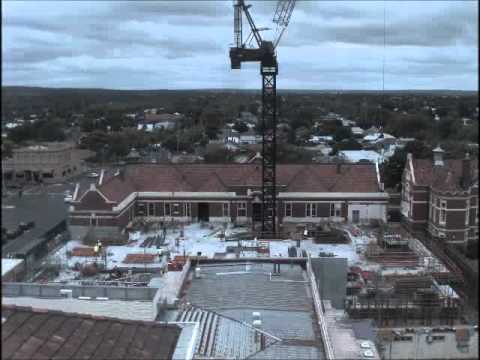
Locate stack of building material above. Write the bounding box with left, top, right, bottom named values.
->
left=71, top=247, right=97, bottom=257
left=394, top=276, right=433, bottom=296
left=123, top=253, right=156, bottom=264
left=367, top=251, right=419, bottom=267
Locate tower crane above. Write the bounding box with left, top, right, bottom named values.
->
left=230, top=0, right=296, bottom=238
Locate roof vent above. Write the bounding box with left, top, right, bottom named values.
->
left=59, top=289, right=73, bottom=298
left=252, top=319, right=262, bottom=328
left=363, top=350, right=374, bottom=358
left=360, top=341, right=371, bottom=349
left=433, top=145, right=444, bottom=166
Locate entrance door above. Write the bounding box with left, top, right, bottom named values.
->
left=352, top=210, right=360, bottom=224
left=198, top=203, right=209, bottom=222
left=252, top=203, right=262, bottom=222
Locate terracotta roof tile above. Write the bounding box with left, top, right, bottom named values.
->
left=85, top=164, right=382, bottom=203
left=1, top=305, right=181, bottom=360
left=412, top=159, right=478, bottom=192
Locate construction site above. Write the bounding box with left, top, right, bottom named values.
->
left=2, top=1, right=477, bottom=359
left=33, top=219, right=466, bottom=325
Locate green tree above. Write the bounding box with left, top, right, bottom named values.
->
left=204, top=144, right=233, bottom=163
left=380, top=140, right=431, bottom=189
left=333, top=126, right=352, bottom=142
left=438, top=117, right=458, bottom=139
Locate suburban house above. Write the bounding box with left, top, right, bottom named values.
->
left=141, top=113, right=184, bottom=131
left=69, top=163, right=388, bottom=239
left=401, top=147, right=478, bottom=246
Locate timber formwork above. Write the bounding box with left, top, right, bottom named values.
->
left=345, top=295, right=463, bottom=327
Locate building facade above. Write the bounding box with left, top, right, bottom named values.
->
left=69, top=163, right=388, bottom=239
left=2, top=142, right=83, bottom=183
left=401, top=148, right=478, bottom=246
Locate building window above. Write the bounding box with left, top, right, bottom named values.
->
left=136, top=202, right=146, bottom=216
left=306, top=203, right=317, bottom=217
left=185, top=203, right=191, bottom=217
left=335, top=204, right=341, bottom=217
left=237, top=202, right=247, bottom=217
left=330, top=203, right=341, bottom=217
left=440, top=200, right=447, bottom=225
left=164, top=203, right=171, bottom=216
left=148, top=203, right=155, bottom=217
left=285, top=203, right=292, bottom=217
left=222, top=203, right=230, bottom=217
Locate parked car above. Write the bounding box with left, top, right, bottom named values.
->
left=87, top=172, right=99, bottom=178
left=64, top=194, right=73, bottom=203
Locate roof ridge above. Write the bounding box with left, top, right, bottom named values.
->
left=1, top=304, right=179, bottom=327
left=327, top=163, right=354, bottom=192
left=286, top=165, right=309, bottom=189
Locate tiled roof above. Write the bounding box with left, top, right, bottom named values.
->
left=94, top=164, right=381, bottom=202
left=412, top=159, right=478, bottom=192
left=1, top=305, right=181, bottom=360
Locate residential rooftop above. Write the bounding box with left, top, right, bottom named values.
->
left=1, top=304, right=181, bottom=360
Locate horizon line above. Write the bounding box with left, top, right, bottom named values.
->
left=2, top=85, right=478, bottom=93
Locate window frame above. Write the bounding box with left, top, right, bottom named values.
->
left=184, top=203, right=191, bottom=217
left=148, top=203, right=155, bottom=217
left=439, top=200, right=447, bottom=225
left=164, top=203, right=171, bottom=216
left=237, top=202, right=247, bottom=217
left=285, top=202, right=292, bottom=217
left=223, top=203, right=230, bottom=217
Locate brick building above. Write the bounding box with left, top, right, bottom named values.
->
left=69, top=163, right=388, bottom=239
left=401, top=147, right=478, bottom=246
left=2, top=142, right=83, bottom=183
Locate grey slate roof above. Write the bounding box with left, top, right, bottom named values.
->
left=182, top=262, right=325, bottom=359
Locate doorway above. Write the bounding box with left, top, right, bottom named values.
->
left=352, top=210, right=360, bottom=224
left=252, top=203, right=262, bottom=222
left=198, top=203, right=210, bottom=222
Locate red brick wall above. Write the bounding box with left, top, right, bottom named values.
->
left=75, top=191, right=112, bottom=211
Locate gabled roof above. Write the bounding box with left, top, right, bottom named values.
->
left=1, top=305, right=181, bottom=360
left=75, top=164, right=382, bottom=204
left=411, top=159, right=478, bottom=192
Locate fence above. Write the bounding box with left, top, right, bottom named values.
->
left=2, top=282, right=157, bottom=300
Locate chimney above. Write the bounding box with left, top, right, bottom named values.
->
left=433, top=146, right=444, bottom=166
left=461, top=152, right=471, bottom=189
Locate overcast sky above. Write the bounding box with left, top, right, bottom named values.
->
left=2, top=0, right=478, bottom=90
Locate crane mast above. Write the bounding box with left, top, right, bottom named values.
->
left=230, top=0, right=295, bottom=238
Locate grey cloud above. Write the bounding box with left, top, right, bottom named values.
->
left=109, top=1, right=230, bottom=21
left=2, top=1, right=477, bottom=90
left=286, top=3, right=477, bottom=48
